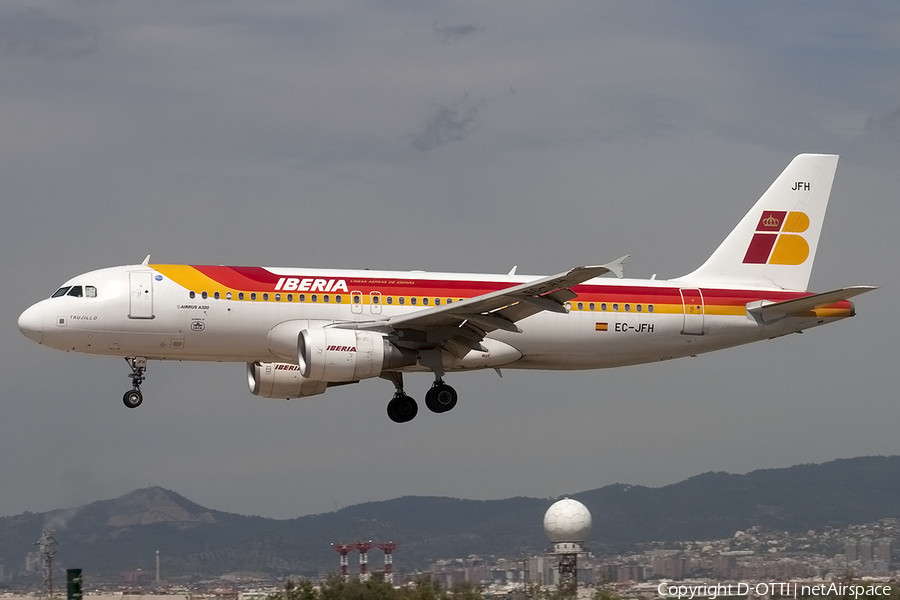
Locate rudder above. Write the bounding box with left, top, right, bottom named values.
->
left=674, top=153, right=838, bottom=291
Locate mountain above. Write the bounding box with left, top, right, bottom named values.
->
left=2, top=456, right=900, bottom=579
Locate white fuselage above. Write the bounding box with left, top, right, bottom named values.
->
left=18, top=264, right=851, bottom=373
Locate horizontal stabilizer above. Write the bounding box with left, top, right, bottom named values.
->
left=746, top=286, right=876, bottom=322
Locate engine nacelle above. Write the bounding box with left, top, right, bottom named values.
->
left=247, top=362, right=327, bottom=399
left=299, top=328, right=415, bottom=382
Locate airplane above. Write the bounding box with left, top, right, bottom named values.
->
left=17, top=154, right=875, bottom=423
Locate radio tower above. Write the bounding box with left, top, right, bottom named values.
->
left=35, top=529, right=59, bottom=600
left=354, top=541, right=374, bottom=581
left=377, top=542, right=398, bottom=584
left=331, top=543, right=354, bottom=581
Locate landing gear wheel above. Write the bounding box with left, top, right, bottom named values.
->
left=123, top=357, right=147, bottom=409
left=123, top=389, right=143, bottom=408
left=425, top=381, right=458, bottom=413
left=387, top=394, right=418, bottom=423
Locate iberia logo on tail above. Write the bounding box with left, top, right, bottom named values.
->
left=742, top=210, right=810, bottom=265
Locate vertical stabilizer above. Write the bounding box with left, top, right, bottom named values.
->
left=673, top=154, right=838, bottom=291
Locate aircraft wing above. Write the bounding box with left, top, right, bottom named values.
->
left=339, top=258, right=627, bottom=357
left=746, top=286, right=877, bottom=323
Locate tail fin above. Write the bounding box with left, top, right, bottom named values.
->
left=674, top=153, right=839, bottom=291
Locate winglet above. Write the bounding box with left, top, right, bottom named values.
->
left=141, top=255, right=151, bottom=266
left=603, top=255, right=630, bottom=279
left=508, top=265, right=518, bottom=276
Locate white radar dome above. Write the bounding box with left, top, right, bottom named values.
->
left=543, top=498, right=592, bottom=544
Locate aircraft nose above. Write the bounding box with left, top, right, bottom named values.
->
left=18, top=303, right=44, bottom=344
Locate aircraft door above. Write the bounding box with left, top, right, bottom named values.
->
left=129, top=272, right=155, bottom=319
left=679, top=288, right=704, bottom=335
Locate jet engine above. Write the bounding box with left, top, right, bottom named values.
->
left=299, top=328, right=416, bottom=382
left=247, top=361, right=327, bottom=399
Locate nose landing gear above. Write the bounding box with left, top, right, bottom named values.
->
left=123, top=357, right=147, bottom=408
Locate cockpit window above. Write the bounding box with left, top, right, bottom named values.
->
left=67, top=286, right=83, bottom=297
left=51, top=287, right=71, bottom=298
left=85, top=286, right=97, bottom=298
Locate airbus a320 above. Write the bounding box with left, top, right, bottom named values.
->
left=18, top=154, right=875, bottom=422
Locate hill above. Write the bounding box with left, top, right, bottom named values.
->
left=2, top=456, right=899, bottom=578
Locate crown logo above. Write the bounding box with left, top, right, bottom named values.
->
left=762, top=215, right=780, bottom=227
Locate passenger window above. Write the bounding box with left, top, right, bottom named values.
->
left=299, top=294, right=305, bottom=302
left=238, top=292, right=244, bottom=300
left=335, top=295, right=342, bottom=303
left=589, top=303, right=595, bottom=311
left=447, top=299, right=452, bottom=304
left=577, top=302, right=583, bottom=310
left=613, top=303, right=619, bottom=311
left=648, top=305, right=655, bottom=313
left=637, top=304, right=642, bottom=312
left=372, top=295, right=380, bottom=304
left=311, top=294, right=317, bottom=303
left=190, top=291, right=196, bottom=299
left=85, top=286, right=97, bottom=298
left=423, top=298, right=429, bottom=306
left=274, top=293, right=281, bottom=301
left=435, top=298, right=441, bottom=306
left=411, top=297, right=417, bottom=305
left=251, top=293, right=257, bottom=300
left=387, top=297, right=393, bottom=305
left=287, top=294, right=293, bottom=302
left=226, top=291, right=233, bottom=300
left=67, top=286, right=83, bottom=297
left=353, top=295, right=361, bottom=304
left=399, top=297, right=405, bottom=305
left=214, top=292, right=221, bottom=300
left=625, top=304, right=631, bottom=312
left=263, top=293, right=269, bottom=301
left=202, top=292, right=208, bottom=299
left=323, top=295, right=329, bottom=303
left=601, top=303, right=607, bottom=311
left=52, top=287, right=71, bottom=298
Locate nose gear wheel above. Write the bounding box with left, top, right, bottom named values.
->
left=123, top=357, right=147, bottom=409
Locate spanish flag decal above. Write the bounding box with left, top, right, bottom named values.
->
left=595, top=323, right=608, bottom=331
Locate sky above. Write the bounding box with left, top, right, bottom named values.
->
left=1, top=1, right=899, bottom=522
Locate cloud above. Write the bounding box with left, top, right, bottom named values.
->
left=409, top=93, right=486, bottom=152
left=432, top=22, right=483, bottom=44
left=0, top=8, right=99, bottom=60
left=864, top=105, right=900, bottom=139
left=44, top=507, right=80, bottom=531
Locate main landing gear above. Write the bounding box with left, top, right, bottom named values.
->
left=381, top=372, right=458, bottom=423
left=425, top=380, right=458, bottom=413
left=122, top=357, right=147, bottom=408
